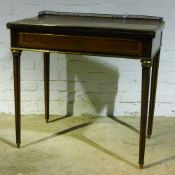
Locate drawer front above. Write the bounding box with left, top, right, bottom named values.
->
left=18, top=32, right=142, bottom=56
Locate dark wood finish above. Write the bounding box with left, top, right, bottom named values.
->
left=7, top=11, right=163, bottom=35
left=44, top=52, right=50, bottom=123
left=7, top=11, right=164, bottom=58
left=12, top=50, right=22, bottom=148
left=147, top=50, right=160, bottom=138
left=139, top=59, right=151, bottom=168
left=18, top=32, right=143, bottom=57
left=7, top=11, right=165, bottom=168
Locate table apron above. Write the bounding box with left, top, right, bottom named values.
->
left=16, top=32, right=143, bottom=57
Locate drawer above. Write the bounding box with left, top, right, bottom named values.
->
left=18, top=32, right=142, bottom=57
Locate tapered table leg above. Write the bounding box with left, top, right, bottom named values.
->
left=147, top=50, right=160, bottom=138
left=44, top=52, right=50, bottom=123
left=12, top=49, right=22, bottom=148
left=139, top=59, right=151, bottom=168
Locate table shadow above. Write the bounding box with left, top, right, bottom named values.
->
left=65, top=54, right=119, bottom=117
left=22, top=121, right=93, bottom=148
left=0, top=136, right=16, bottom=148
left=145, top=155, right=175, bottom=169
left=71, top=133, right=138, bottom=168
left=108, top=115, right=139, bottom=134
left=71, top=133, right=175, bottom=169
left=48, top=115, right=70, bottom=123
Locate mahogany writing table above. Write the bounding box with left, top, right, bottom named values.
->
left=7, top=11, right=165, bottom=168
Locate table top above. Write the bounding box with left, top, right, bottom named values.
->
left=7, top=11, right=164, bottom=36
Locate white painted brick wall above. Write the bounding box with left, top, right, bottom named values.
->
left=0, top=0, right=175, bottom=116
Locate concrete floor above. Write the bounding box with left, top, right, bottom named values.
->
left=0, top=114, right=175, bottom=175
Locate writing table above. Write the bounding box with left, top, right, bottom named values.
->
left=7, top=11, right=165, bottom=168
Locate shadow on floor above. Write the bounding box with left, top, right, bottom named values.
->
left=145, top=155, right=175, bottom=169
left=48, top=115, right=70, bottom=123
left=0, top=136, right=16, bottom=148
left=1, top=116, right=175, bottom=169
left=71, top=132, right=175, bottom=169
left=71, top=133, right=138, bottom=168
left=108, top=115, right=139, bottom=134
left=22, top=121, right=93, bottom=148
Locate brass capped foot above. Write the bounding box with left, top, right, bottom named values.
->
left=17, top=143, right=20, bottom=148
left=139, top=164, right=143, bottom=169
